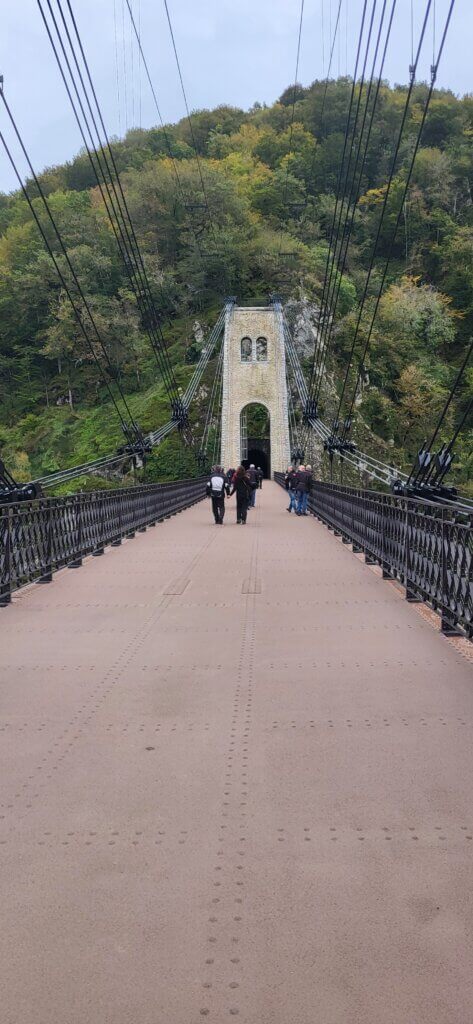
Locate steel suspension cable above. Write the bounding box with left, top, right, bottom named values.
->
left=276, top=0, right=305, bottom=258
left=34, top=305, right=227, bottom=489
left=113, top=0, right=122, bottom=135
left=138, top=0, right=142, bottom=125
left=313, top=0, right=396, bottom=405
left=0, top=97, right=139, bottom=443
left=121, top=0, right=128, bottom=130
left=311, top=0, right=380, bottom=397
left=38, top=0, right=182, bottom=409
left=302, top=0, right=344, bottom=212
left=332, top=0, right=435, bottom=436
left=210, top=352, right=225, bottom=466
left=0, top=138, right=134, bottom=448
left=315, top=0, right=343, bottom=147
left=286, top=360, right=303, bottom=455
left=201, top=344, right=224, bottom=456
left=183, top=307, right=227, bottom=407
left=59, top=0, right=181, bottom=395
left=162, top=0, right=217, bottom=246
left=282, top=311, right=411, bottom=485
left=342, top=0, right=455, bottom=439
left=124, top=0, right=206, bottom=260
left=54, top=0, right=183, bottom=406
left=307, top=0, right=369, bottom=400
left=409, top=335, right=472, bottom=485
left=41, top=0, right=178, bottom=405
left=129, top=0, right=135, bottom=126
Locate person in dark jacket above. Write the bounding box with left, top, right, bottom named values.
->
left=247, top=464, right=258, bottom=508
left=230, top=465, right=252, bottom=524
left=256, top=467, right=264, bottom=489
left=296, top=464, right=312, bottom=516
left=206, top=465, right=228, bottom=524
left=285, top=465, right=298, bottom=513
left=226, top=467, right=236, bottom=489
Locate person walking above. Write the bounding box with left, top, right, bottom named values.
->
left=285, top=465, right=298, bottom=513
left=256, top=467, right=264, bottom=489
left=206, top=465, right=228, bottom=525
left=247, top=464, right=258, bottom=508
left=230, top=465, right=252, bottom=524
left=226, top=467, right=236, bottom=490
left=296, top=464, right=312, bottom=516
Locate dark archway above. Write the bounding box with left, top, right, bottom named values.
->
left=247, top=446, right=269, bottom=478
left=240, top=403, right=270, bottom=477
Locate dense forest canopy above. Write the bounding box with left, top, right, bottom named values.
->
left=0, top=76, right=471, bottom=489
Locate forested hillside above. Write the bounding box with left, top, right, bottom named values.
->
left=0, top=77, right=472, bottom=490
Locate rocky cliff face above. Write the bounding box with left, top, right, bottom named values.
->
left=284, top=299, right=320, bottom=360
left=193, top=321, right=205, bottom=345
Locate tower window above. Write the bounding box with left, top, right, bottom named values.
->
left=256, top=337, right=268, bottom=361
left=241, top=337, right=252, bottom=362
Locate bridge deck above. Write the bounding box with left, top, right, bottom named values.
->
left=1, top=482, right=472, bottom=1024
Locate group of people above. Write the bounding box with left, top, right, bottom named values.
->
left=206, top=462, right=313, bottom=524
left=206, top=464, right=263, bottom=525
left=284, top=464, right=313, bottom=516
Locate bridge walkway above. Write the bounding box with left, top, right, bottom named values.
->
left=1, top=482, right=472, bottom=1023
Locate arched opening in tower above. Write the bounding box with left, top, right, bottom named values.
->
left=240, top=403, right=271, bottom=478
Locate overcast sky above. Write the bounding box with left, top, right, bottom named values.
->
left=0, top=0, right=471, bottom=195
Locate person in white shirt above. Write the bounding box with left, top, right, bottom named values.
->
left=206, top=465, right=228, bottom=524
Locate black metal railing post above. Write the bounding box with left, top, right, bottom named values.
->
left=363, top=492, right=375, bottom=564
left=111, top=492, right=122, bottom=546
left=138, top=489, right=147, bottom=532
left=92, top=495, right=105, bottom=556
left=440, top=510, right=461, bottom=636
left=69, top=495, right=83, bottom=568
left=405, top=502, right=420, bottom=603
left=381, top=500, right=390, bottom=578
left=37, top=500, right=53, bottom=584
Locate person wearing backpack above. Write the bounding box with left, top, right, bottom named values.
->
left=247, top=464, right=258, bottom=508
left=206, top=465, right=228, bottom=525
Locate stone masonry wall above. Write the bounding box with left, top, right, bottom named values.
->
left=220, top=306, right=290, bottom=473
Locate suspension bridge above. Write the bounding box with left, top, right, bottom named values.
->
left=1, top=0, right=472, bottom=1021
left=1, top=299, right=472, bottom=1024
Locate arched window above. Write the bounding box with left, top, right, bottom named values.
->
left=241, top=337, right=252, bottom=362
left=256, top=336, right=268, bottom=362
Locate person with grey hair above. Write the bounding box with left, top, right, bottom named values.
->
left=296, top=464, right=312, bottom=516
left=206, top=464, right=228, bottom=524
left=247, top=464, right=258, bottom=508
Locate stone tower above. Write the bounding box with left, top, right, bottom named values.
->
left=220, top=304, right=290, bottom=475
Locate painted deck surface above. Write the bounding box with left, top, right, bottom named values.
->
left=1, top=482, right=472, bottom=1024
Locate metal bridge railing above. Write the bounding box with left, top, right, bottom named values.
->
left=0, top=476, right=207, bottom=606
left=274, top=473, right=472, bottom=639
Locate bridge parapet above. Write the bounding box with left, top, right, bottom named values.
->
left=0, top=476, right=206, bottom=606
left=275, top=473, right=472, bottom=639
